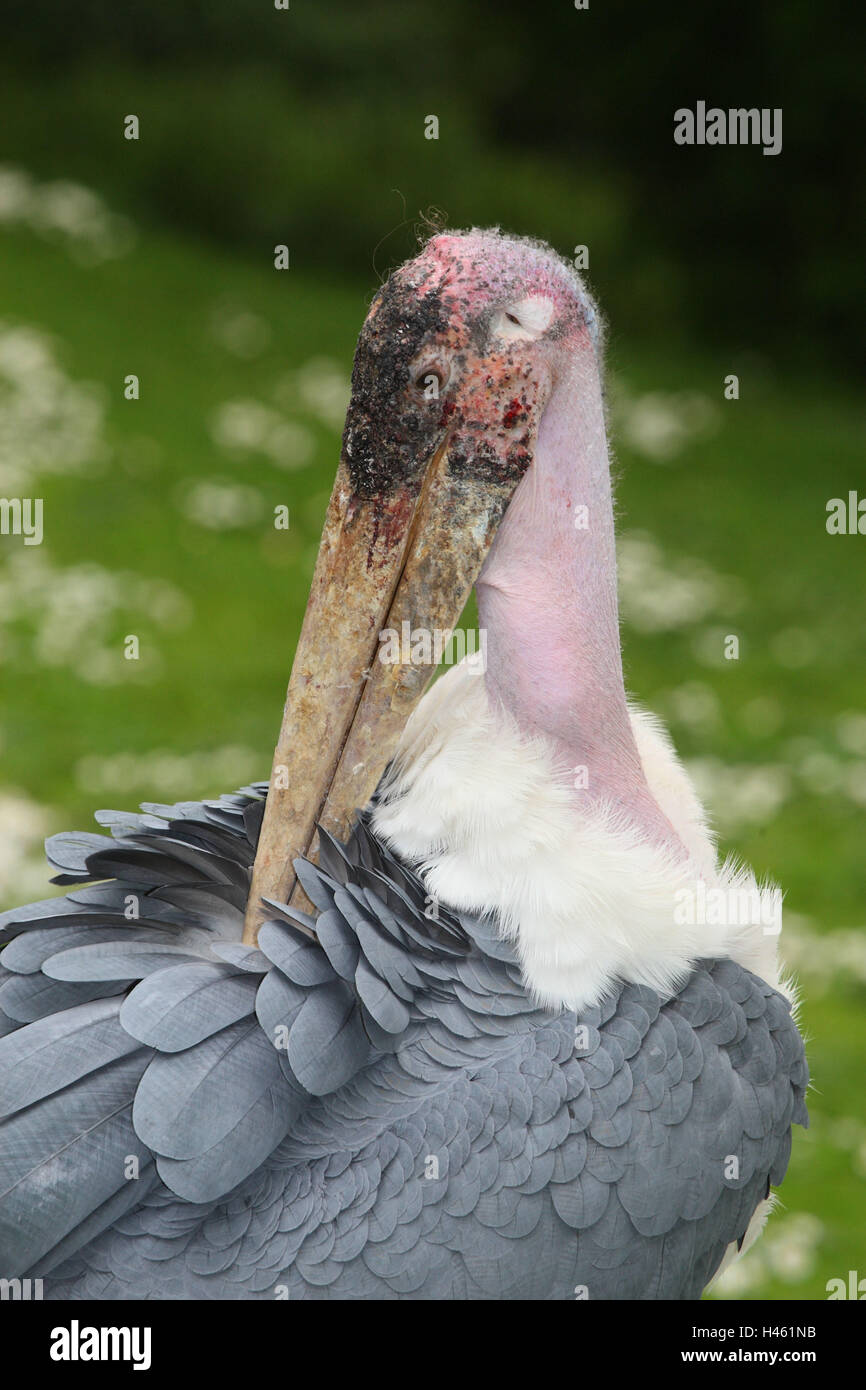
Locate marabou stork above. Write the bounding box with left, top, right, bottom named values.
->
left=0, top=229, right=807, bottom=1300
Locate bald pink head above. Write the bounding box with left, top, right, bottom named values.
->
left=414, top=229, right=600, bottom=342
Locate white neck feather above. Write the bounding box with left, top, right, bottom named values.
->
left=373, top=659, right=787, bottom=1012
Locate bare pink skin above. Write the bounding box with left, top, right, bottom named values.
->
left=415, top=231, right=688, bottom=859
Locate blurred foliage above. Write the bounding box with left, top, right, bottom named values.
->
left=0, top=0, right=862, bottom=369
left=0, top=218, right=863, bottom=1297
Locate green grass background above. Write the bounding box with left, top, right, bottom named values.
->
left=0, top=210, right=863, bottom=1300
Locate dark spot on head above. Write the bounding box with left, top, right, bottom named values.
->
left=503, top=397, right=527, bottom=430
left=447, top=433, right=532, bottom=489
left=342, top=270, right=449, bottom=499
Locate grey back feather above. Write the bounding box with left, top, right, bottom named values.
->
left=0, top=783, right=808, bottom=1299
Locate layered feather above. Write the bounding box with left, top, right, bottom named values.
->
left=0, top=777, right=807, bottom=1298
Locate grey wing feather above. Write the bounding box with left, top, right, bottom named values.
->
left=119, top=963, right=260, bottom=1051
left=0, top=786, right=808, bottom=1298
left=0, top=998, right=143, bottom=1114
left=0, top=1049, right=153, bottom=1274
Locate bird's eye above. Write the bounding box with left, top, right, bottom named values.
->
left=494, top=297, right=555, bottom=341
left=414, top=367, right=445, bottom=396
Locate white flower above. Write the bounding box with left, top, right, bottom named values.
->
left=292, top=357, right=350, bottom=430
left=685, top=757, right=792, bottom=831
left=0, top=319, right=107, bottom=493
left=208, top=304, right=272, bottom=359
left=0, top=789, right=57, bottom=907
left=0, top=551, right=191, bottom=685
left=618, top=531, right=742, bottom=634
left=0, top=164, right=135, bottom=262
left=179, top=479, right=264, bottom=529
left=661, top=680, right=722, bottom=734
left=613, top=384, right=719, bottom=462
left=209, top=401, right=315, bottom=471
left=837, top=712, right=866, bottom=756
left=76, top=746, right=261, bottom=797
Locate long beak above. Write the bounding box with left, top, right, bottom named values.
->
left=242, top=437, right=523, bottom=942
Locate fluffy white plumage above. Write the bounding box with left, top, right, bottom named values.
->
left=374, top=657, right=789, bottom=1013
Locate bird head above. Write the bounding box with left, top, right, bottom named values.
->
left=344, top=229, right=600, bottom=499
left=245, top=229, right=602, bottom=933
